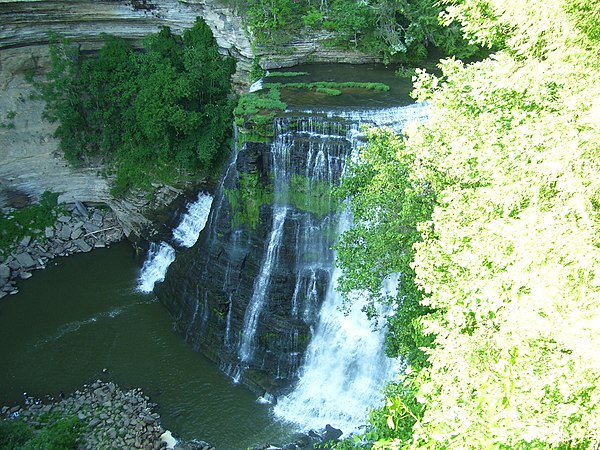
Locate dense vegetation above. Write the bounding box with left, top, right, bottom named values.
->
left=334, top=0, right=600, bottom=448
left=224, top=0, right=479, bottom=63
left=0, top=414, right=81, bottom=450
left=40, top=18, right=236, bottom=196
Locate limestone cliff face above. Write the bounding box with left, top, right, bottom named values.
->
left=0, top=0, right=253, bottom=237
left=0, top=0, right=378, bottom=237
left=0, top=0, right=254, bottom=88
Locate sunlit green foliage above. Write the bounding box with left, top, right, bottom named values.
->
left=40, top=18, right=236, bottom=196
left=333, top=0, right=600, bottom=448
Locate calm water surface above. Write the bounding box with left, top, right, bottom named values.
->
left=0, top=242, right=297, bottom=449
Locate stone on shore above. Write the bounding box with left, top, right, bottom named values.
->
left=0, top=203, right=126, bottom=296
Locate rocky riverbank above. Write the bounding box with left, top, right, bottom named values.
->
left=1, top=380, right=174, bottom=449
left=0, top=201, right=125, bottom=298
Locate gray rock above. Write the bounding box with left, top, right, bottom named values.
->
left=74, top=201, right=89, bottom=218
left=58, top=215, right=71, bottom=223
left=58, top=225, right=72, bottom=241
left=92, top=210, right=103, bottom=221
left=15, top=252, right=35, bottom=269
left=83, top=222, right=100, bottom=233
left=0, top=263, right=10, bottom=281
left=74, top=239, right=92, bottom=252
left=89, top=417, right=101, bottom=427
left=45, top=226, right=55, bottom=239
left=19, top=271, right=32, bottom=280
left=71, top=228, right=83, bottom=240
left=20, top=235, right=32, bottom=247
left=323, top=424, right=343, bottom=443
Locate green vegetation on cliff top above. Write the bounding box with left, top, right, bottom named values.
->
left=224, top=0, right=481, bottom=63
left=39, top=18, right=235, bottom=196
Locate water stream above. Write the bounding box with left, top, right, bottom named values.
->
left=138, top=192, right=213, bottom=293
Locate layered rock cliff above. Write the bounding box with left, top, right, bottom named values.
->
left=0, top=0, right=378, bottom=238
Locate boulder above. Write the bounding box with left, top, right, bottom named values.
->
left=58, top=225, right=72, bottom=241
left=323, top=424, right=343, bottom=443
left=15, top=252, right=35, bottom=269
left=71, top=228, right=83, bottom=240
left=74, top=239, right=92, bottom=252
left=74, top=201, right=89, bottom=218
left=0, top=264, right=10, bottom=282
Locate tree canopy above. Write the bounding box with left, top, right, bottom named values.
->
left=41, top=18, right=236, bottom=195
left=334, top=0, right=600, bottom=448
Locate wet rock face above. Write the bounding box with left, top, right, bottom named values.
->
left=157, top=117, right=353, bottom=395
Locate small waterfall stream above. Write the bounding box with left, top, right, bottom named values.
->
left=238, top=205, right=288, bottom=363
left=137, top=192, right=213, bottom=293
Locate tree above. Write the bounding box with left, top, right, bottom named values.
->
left=41, top=18, right=236, bottom=195
left=333, top=0, right=600, bottom=448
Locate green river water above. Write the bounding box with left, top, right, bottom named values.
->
left=0, top=242, right=296, bottom=449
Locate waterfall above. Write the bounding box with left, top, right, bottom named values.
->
left=238, top=205, right=288, bottom=363
left=156, top=100, right=428, bottom=429
left=136, top=242, right=176, bottom=294
left=172, top=192, right=213, bottom=248
left=137, top=192, right=213, bottom=293
left=273, top=214, right=400, bottom=431
left=272, top=103, right=428, bottom=432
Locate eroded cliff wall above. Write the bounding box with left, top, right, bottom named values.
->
left=0, top=0, right=378, bottom=236
left=0, top=0, right=253, bottom=236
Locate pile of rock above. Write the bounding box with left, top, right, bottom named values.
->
left=0, top=201, right=124, bottom=298
left=1, top=380, right=169, bottom=449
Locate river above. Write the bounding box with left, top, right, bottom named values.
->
left=0, top=242, right=296, bottom=448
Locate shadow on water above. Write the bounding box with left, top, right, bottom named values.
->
left=0, top=242, right=297, bottom=449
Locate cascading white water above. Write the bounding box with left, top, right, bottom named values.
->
left=273, top=103, right=428, bottom=432
left=137, top=242, right=176, bottom=294
left=238, top=205, right=288, bottom=363
left=294, top=103, right=429, bottom=133
left=137, top=192, right=213, bottom=293
left=172, top=192, right=213, bottom=248
left=273, top=211, right=399, bottom=432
